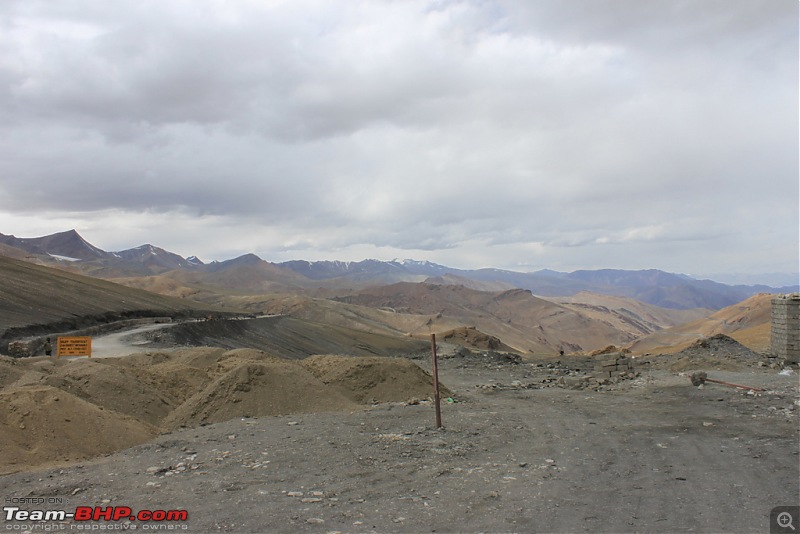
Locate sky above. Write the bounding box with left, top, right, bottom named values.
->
left=0, top=0, right=797, bottom=279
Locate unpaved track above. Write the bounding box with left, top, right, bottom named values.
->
left=90, top=322, right=176, bottom=358
left=0, top=356, right=797, bottom=533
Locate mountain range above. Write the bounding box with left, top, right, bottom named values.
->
left=2, top=229, right=795, bottom=311
left=2, top=229, right=792, bottom=356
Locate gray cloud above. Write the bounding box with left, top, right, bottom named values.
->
left=0, top=0, right=796, bottom=276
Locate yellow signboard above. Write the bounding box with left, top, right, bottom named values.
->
left=57, top=336, right=92, bottom=357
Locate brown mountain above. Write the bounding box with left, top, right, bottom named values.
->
left=627, top=293, right=774, bottom=354
left=4, top=230, right=781, bottom=357
left=333, top=282, right=649, bottom=354
left=0, top=243, right=33, bottom=261
left=172, top=282, right=715, bottom=355
left=0, top=255, right=215, bottom=346
left=126, top=255, right=309, bottom=296
left=0, top=255, right=429, bottom=361
left=544, top=291, right=708, bottom=339
left=0, top=229, right=107, bottom=260
left=425, top=273, right=517, bottom=292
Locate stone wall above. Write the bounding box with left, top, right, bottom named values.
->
left=771, top=293, right=800, bottom=363
left=593, top=352, right=635, bottom=382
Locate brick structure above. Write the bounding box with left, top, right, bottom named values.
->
left=771, top=293, right=800, bottom=363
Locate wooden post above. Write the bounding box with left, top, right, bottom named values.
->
left=430, top=333, right=442, bottom=429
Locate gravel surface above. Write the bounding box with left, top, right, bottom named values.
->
left=1, top=350, right=798, bottom=533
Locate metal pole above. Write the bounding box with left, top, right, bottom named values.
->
left=430, top=333, right=442, bottom=429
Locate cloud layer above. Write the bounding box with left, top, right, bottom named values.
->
left=0, top=0, right=797, bottom=276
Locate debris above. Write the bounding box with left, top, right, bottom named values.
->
left=689, top=372, right=765, bottom=392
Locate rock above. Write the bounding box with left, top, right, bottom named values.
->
left=690, top=372, right=707, bottom=386
left=558, top=376, right=590, bottom=390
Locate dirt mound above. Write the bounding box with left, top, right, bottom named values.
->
left=40, top=358, right=180, bottom=426
left=0, top=348, right=445, bottom=473
left=0, top=385, right=157, bottom=474
left=683, top=334, right=761, bottom=359
left=662, top=334, right=764, bottom=372
left=162, top=360, right=359, bottom=429
left=301, top=355, right=448, bottom=403
left=106, top=349, right=220, bottom=403
left=0, top=355, right=24, bottom=388
left=440, top=326, right=512, bottom=351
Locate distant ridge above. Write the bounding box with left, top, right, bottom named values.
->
left=0, top=230, right=206, bottom=276
left=114, top=244, right=198, bottom=272
left=279, top=259, right=450, bottom=280
left=283, top=261, right=798, bottom=310
left=0, top=229, right=106, bottom=260
left=1, top=229, right=797, bottom=310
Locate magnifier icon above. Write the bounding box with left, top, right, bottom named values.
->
left=778, top=512, right=796, bottom=531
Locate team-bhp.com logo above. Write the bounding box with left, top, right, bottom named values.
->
left=4, top=506, right=188, bottom=530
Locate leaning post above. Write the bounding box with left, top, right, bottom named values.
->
left=430, top=333, right=442, bottom=429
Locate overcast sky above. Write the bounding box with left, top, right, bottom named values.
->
left=0, top=0, right=797, bottom=278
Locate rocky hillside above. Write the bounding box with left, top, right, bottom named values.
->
left=628, top=293, right=774, bottom=354
left=0, top=255, right=216, bottom=346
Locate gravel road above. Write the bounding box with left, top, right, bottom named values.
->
left=90, top=323, right=176, bottom=358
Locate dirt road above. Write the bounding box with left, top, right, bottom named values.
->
left=90, top=323, right=176, bottom=358
left=1, top=351, right=797, bottom=533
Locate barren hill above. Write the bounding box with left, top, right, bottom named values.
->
left=333, top=282, right=651, bottom=354
left=0, top=255, right=215, bottom=344
left=627, top=293, right=774, bottom=354
left=140, top=315, right=429, bottom=359
left=0, top=243, right=34, bottom=261
left=0, top=229, right=106, bottom=260
left=545, top=291, right=708, bottom=338
left=425, top=273, right=517, bottom=292
left=103, top=274, right=204, bottom=299
left=107, top=255, right=310, bottom=297
left=0, top=349, right=441, bottom=473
